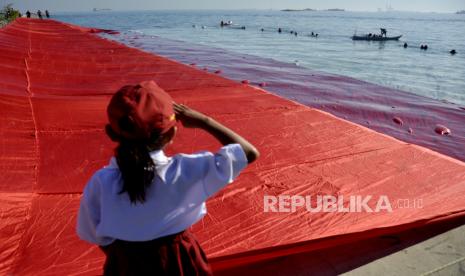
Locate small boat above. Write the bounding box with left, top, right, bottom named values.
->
left=220, top=21, right=246, bottom=30
left=227, top=25, right=246, bottom=30
left=352, top=34, right=402, bottom=41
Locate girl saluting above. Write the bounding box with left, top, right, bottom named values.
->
left=77, top=81, right=259, bottom=275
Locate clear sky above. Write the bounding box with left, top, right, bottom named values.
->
left=6, top=0, right=465, bottom=13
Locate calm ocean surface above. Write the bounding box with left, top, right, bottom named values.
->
left=56, top=10, right=465, bottom=105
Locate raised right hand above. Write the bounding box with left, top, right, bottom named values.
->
left=173, top=103, right=210, bottom=129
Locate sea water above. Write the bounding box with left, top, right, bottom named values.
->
left=54, top=10, right=465, bottom=161
left=56, top=10, right=465, bottom=105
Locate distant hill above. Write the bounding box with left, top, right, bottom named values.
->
left=456, top=10, right=465, bottom=14
left=326, top=8, right=345, bottom=11
left=281, top=8, right=315, bottom=12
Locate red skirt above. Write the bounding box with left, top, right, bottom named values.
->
left=99, top=230, right=213, bottom=276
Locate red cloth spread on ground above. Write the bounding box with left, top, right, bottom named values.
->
left=0, top=18, right=464, bottom=275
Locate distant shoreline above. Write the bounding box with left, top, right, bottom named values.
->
left=281, top=8, right=345, bottom=12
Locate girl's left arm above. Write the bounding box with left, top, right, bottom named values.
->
left=76, top=175, right=112, bottom=246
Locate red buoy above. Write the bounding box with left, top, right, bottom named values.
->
left=435, top=125, right=451, bottom=135
left=393, top=117, right=403, bottom=126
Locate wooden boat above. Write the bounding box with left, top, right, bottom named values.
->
left=352, top=34, right=402, bottom=41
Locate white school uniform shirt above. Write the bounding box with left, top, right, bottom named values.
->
left=76, top=143, right=248, bottom=246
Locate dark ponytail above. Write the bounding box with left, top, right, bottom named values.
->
left=115, top=141, right=155, bottom=204
left=106, top=123, right=171, bottom=205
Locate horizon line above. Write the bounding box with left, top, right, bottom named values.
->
left=44, top=8, right=464, bottom=14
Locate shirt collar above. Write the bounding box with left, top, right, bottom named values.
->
left=149, top=150, right=170, bottom=166
left=150, top=150, right=171, bottom=183
left=107, top=152, right=170, bottom=183
left=107, top=150, right=170, bottom=169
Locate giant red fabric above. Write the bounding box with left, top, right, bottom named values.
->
left=0, top=18, right=464, bottom=275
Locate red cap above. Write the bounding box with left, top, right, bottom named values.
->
left=107, top=81, right=176, bottom=141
